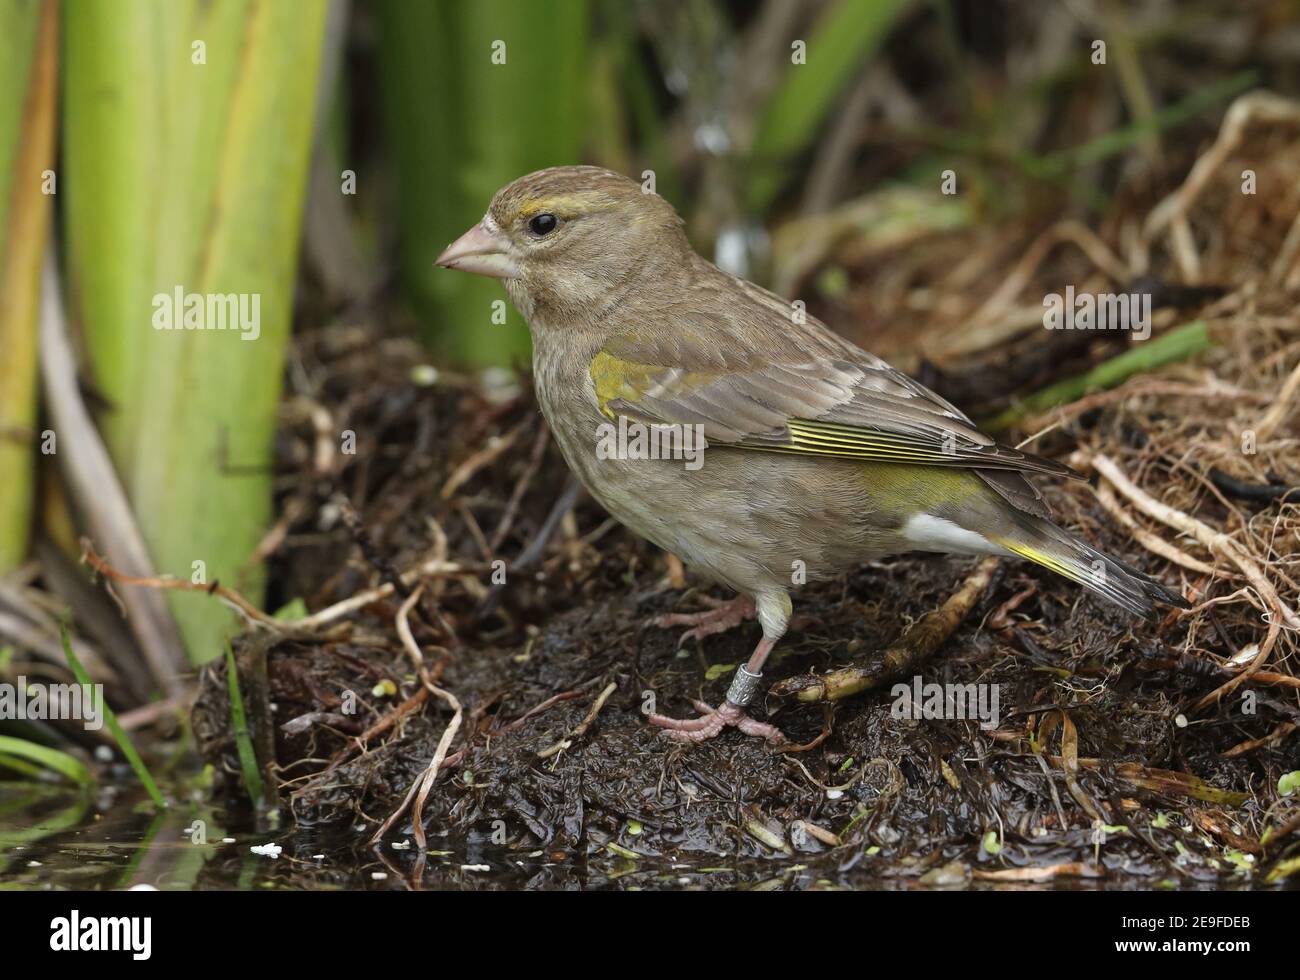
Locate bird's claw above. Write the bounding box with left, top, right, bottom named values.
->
left=648, top=699, right=786, bottom=744
left=653, top=595, right=756, bottom=646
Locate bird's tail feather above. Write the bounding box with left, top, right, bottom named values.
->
left=993, top=520, right=1189, bottom=619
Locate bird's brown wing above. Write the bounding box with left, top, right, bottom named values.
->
left=589, top=331, right=1077, bottom=518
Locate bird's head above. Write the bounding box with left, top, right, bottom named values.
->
left=436, top=166, right=688, bottom=324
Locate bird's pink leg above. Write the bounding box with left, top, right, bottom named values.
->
left=653, top=594, right=755, bottom=645
left=648, top=635, right=786, bottom=744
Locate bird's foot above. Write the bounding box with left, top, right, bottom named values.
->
left=648, top=699, right=786, bottom=744
left=653, top=595, right=756, bottom=645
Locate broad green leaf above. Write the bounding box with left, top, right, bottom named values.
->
left=63, top=0, right=328, bottom=661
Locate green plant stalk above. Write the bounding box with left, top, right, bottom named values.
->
left=377, top=0, right=589, bottom=367
left=0, top=0, right=56, bottom=571
left=747, top=0, right=913, bottom=214
left=1266, top=855, right=1300, bottom=884
left=1032, top=71, right=1258, bottom=178
left=63, top=0, right=328, bottom=662
left=901, top=69, right=1257, bottom=212
left=982, top=321, right=1211, bottom=433
left=224, top=646, right=264, bottom=808
left=0, top=736, right=91, bottom=786
left=0, top=753, right=44, bottom=778
left=60, top=620, right=164, bottom=807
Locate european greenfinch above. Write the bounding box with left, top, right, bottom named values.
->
left=437, top=166, right=1187, bottom=744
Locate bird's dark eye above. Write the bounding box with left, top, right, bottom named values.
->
left=528, top=213, right=558, bottom=237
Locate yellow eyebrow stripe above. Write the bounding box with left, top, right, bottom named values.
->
left=519, top=192, right=617, bottom=219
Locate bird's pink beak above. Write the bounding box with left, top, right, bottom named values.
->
left=435, top=221, right=519, bottom=280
